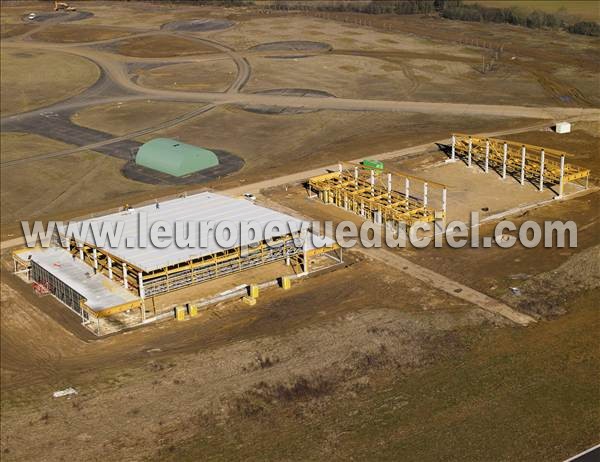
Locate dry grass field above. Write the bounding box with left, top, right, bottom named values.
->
left=0, top=49, right=99, bottom=116
left=115, top=34, right=219, bottom=58
left=71, top=100, right=202, bottom=136
left=134, top=59, right=237, bottom=92
left=0, top=1, right=598, bottom=461
left=30, top=24, right=134, bottom=43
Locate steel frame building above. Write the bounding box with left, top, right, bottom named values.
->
left=14, top=193, right=339, bottom=323
left=307, top=161, right=447, bottom=228
left=450, top=134, right=591, bottom=197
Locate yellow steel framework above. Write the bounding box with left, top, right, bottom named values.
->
left=15, top=231, right=339, bottom=315
left=60, top=232, right=338, bottom=299
left=307, top=161, right=447, bottom=227
left=451, top=133, right=590, bottom=197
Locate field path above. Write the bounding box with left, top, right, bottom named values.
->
left=362, top=247, right=535, bottom=325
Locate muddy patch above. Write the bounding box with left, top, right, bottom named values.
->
left=122, top=149, right=244, bottom=185
left=241, top=88, right=335, bottom=115
left=250, top=41, right=332, bottom=52
left=161, top=19, right=234, bottom=32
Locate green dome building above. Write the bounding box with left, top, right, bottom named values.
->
left=135, top=138, right=219, bottom=177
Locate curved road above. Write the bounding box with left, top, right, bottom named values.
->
left=2, top=28, right=599, bottom=168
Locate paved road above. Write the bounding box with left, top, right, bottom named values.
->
left=2, top=27, right=599, bottom=167
left=4, top=35, right=600, bottom=119
left=6, top=39, right=597, bottom=120
left=0, top=118, right=566, bottom=249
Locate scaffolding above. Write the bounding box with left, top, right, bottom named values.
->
left=450, top=134, right=591, bottom=197
left=307, top=161, right=447, bottom=228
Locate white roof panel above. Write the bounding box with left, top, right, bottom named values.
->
left=27, top=247, right=139, bottom=312
left=61, top=192, right=333, bottom=272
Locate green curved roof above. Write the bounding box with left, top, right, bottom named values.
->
left=135, top=138, right=219, bottom=177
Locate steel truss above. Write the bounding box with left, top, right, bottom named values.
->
left=307, top=161, right=447, bottom=227
left=451, top=133, right=591, bottom=197
left=58, top=232, right=338, bottom=301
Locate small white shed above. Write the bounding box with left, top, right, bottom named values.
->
left=555, top=122, right=571, bottom=134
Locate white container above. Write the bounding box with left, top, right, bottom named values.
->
left=555, top=122, right=571, bottom=134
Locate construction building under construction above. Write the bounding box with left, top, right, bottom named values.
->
left=307, top=161, right=447, bottom=229
left=13, top=192, right=339, bottom=333
left=450, top=134, right=591, bottom=197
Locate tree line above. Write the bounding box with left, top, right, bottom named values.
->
left=263, top=0, right=599, bottom=37
left=441, top=3, right=599, bottom=36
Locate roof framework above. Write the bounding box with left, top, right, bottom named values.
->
left=307, top=161, right=446, bottom=227
left=452, top=133, right=590, bottom=196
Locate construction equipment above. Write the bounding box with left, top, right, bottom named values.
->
left=54, top=2, right=76, bottom=11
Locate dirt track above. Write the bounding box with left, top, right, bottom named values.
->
left=2, top=23, right=598, bottom=168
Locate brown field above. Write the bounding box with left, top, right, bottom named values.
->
left=1, top=2, right=599, bottom=461
left=0, top=23, right=34, bottom=39
left=115, top=34, right=220, bottom=58
left=30, top=24, right=134, bottom=43
left=70, top=100, right=202, bottom=136
left=0, top=48, right=99, bottom=116
left=135, top=59, right=237, bottom=92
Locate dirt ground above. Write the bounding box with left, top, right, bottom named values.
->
left=139, top=108, right=544, bottom=191
left=1, top=2, right=599, bottom=461
left=0, top=252, right=488, bottom=461
left=502, top=120, right=600, bottom=174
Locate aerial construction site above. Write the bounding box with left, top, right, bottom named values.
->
left=1, top=1, right=599, bottom=461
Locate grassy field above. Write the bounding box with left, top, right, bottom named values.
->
left=31, top=25, right=133, bottom=43
left=116, top=35, right=218, bottom=58
left=161, top=290, right=599, bottom=462
left=71, top=100, right=202, bottom=136
left=0, top=49, right=99, bottom=116
left=464, top=1, right=600, bottom=21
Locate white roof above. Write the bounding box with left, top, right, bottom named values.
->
left=27, top=247, right=139, bottom=312
left=61, top=192, right=333, bottom=272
